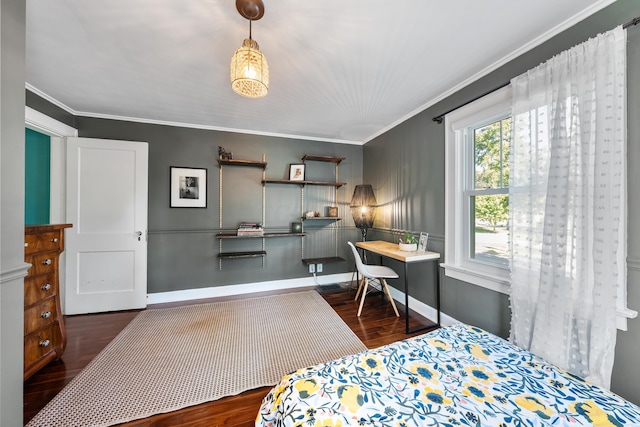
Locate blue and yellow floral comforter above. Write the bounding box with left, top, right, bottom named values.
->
left=256, top=324, right=640, bottom=426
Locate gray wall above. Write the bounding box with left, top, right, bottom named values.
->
left=0, top=0, right=26, bottom=424
left=73, top=117, right=364, bottom=293
left=363, top=0, right=640, bottom=404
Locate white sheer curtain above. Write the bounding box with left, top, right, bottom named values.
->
left=509, top=26, right=626, bottom=388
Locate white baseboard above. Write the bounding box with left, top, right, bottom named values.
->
left=146, top=273, right=354, bottom=305
left=373, top=279, right=459, bottom=328
left=148, top=272, right=458, bottom=328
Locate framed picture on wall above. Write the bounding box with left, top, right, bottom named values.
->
left=170, top=166, right=207, bottom=208
left=289, top=164, right=305, bottom=181
left=417, top=232, right=429, bottom=252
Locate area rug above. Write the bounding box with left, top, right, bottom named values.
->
left=27, top=290, right=367, bottom=427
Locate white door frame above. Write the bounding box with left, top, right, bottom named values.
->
left=25, top=107, right=78, bottom=310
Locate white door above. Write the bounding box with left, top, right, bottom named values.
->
left=65, top=137, right=148, bottom=314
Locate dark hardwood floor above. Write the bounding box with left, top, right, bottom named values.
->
left=23, top=283, right=437, bottom=426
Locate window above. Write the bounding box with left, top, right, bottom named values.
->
left=443, top=86, right=512, bottom=294
left=468, top=117, right=511, bottom=267
left=443, top=85, right=634, bottom=330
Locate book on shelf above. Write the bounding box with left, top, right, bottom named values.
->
left=238, top=221, right=263, bottom=229
left=237, top=221, right=263, bottom=236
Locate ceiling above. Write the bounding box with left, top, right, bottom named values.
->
left=26, top=0, right=614, bottom=144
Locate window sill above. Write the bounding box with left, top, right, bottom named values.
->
left=441, top=263, right=510, bottom=295
left=617, top=307, right=638, bottom=331
left=442, top=263, right=637, bottom=331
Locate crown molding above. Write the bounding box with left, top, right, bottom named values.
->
left=362, top=0, right=616, bottom=144
left=25, top=0, right=615, bottom=147
left=25, top=85, right=361, bottom=145
left=74, top=110, right=362, bottom=145
left=26, top=83, right=76, bottom=114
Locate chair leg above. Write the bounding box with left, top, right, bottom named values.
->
left=381, top=279, right=400, bottom=317
left=357, top=278, right=369, bottom=317
left=354, top=277, right=366, bottom=301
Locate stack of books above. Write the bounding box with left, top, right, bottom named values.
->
left=237, top=222, right=264, bottom=237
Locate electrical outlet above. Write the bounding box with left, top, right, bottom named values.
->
left=308, top=263, right=315, bottom=273
left=317, top=263, right=323, bottom=273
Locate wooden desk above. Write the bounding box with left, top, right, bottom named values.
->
left=356, top=240, right=440, bottom=334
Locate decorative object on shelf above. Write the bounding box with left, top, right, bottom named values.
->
left=326, top=206, right=338, bottom=217
left=291, top=222, right=302, bottom=233
left=399, top=232, right=418, bottom=251
left=289, top=164, right=305, bottom=181
left=417, top=232, right=429, bottom=253
left=305, top=211, right=315, bottom=219
left=350, top=184, right=377, bottom=241
left=230, top=0, right=269, bottom=98
left=170, top=167, right=207, bottom=208
left=218, top=146, right=233, bottom=161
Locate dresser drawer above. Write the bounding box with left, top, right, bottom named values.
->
left=24, top=323, right=62, bottom=368
left=24, top=272, right=57, bottom=307
left=23, top=224, right=71, bottom=381
left=24, top=298, right=57, bottom=335
left=26, top=252, right=58, bottom=276
left=25, top=231, right=63, bottom=255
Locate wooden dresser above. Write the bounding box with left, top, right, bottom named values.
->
left=24, top=223, right=72, bottom=380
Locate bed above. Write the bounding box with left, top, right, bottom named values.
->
left=256, top=323, right=640, bottom=426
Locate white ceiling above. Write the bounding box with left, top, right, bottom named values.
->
left=26, top=0, right=614, bottom=144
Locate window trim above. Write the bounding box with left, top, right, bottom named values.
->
left=442, top=86, right=636, bottom=330
left=443, top=86, right=512, bottom=295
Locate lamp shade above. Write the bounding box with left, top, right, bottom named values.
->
left=230, top=38, right=269, bottom=98
left=350, top=185, right=377, bottom=230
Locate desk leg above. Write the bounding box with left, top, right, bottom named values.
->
left=404, top=263, right=410, bottom=333
left=436, top=261, right=441, bottom=326
left=405, top=259, right=440, bottom=334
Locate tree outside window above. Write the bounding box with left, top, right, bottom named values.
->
left=468, top=117, right=511, bottom=266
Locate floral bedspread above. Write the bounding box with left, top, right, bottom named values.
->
left=256, top=323, right=640, bottom=427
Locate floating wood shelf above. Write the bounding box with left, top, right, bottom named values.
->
left=262, top=179, right=346, bottom=188
left=218, top=251, right=267, bottom=259
left=302, top=256, right=346, bottom=265
left=302, top=155, right=345, bottom=164
left=302, top=217, right=341, bottom=221
left=218, top=159, right=267, bottom=169
left=216, top=232, right=306, bottom=239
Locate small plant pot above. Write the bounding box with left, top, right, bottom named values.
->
left=399, top=243, right=417, bottom=251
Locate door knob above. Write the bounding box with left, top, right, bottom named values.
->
left=135, top=231, right=143, bottom=241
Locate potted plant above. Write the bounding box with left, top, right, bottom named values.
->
left=399, top=232, right=418, bottom=251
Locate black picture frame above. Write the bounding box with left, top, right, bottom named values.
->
left=170, top=166, right=207, bottom=208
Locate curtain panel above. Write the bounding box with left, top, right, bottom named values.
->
left=509, top=26, right=626, bottom=388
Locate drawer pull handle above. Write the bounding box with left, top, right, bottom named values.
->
left=41, top=311, right=52, bottom=319
left=42, top=259, right=52, bottom=266
left=51, top=238, right=58, bottom=243
left=42, top=283, right=52, bottom=291
left=25, top=242, right=29, bottom=248
left=39, top=339, right=50, bottom=347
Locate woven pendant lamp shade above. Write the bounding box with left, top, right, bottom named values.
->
left=230, top=38, right=269, bottom=98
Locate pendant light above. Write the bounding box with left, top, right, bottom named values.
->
left=230, top=0, right=269, bottom=98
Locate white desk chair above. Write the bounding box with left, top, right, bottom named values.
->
left=347, top=241, right=400, bottom=317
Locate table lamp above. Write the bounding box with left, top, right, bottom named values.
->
left=350, top=185, right=377, bottom=241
